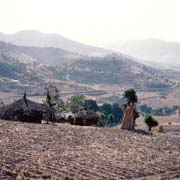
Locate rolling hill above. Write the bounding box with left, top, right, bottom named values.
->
left=0, top=30, right=112, bottom=57
left=0, top=41, right=174, bottom=90
left=65, top=54, right=174, bottom=89
left=0, top=41, right=83, bottom=65
left=104, top=39, right=180, bottom=70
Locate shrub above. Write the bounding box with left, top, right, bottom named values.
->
left=98, top=112, right=107, bottom=127
left=107, top=114, right=114, bottom=124
left=144, top=114, right=158, bottom=131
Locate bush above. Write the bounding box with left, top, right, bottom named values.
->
left=98, top=112, right=107, bottom=127
left=99, top=103, right=123, bottom=125
left=83, top=99, right=99, bottom=112
left=144, top=114, right=158, bottom=131
left=107, top=114, right=114, bottom=125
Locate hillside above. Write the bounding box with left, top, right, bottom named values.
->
left=0, top=41, right=174, bottom=88
left=0, top=41, right=178, bottom=108
left=65, top=54, right=174, bottom=89
left=104, top=39, right=180, bottom=70
left=0, top=46, right=177, bottom=106
left=0, top=41, right=83, bottom=65
left=1, top=120, right=180, bottom=179
left=0, top=30, right=112, bottom=57
left=0, top=51, right=174, bottom=93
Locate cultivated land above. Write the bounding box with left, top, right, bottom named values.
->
left=1, top=120, right=180, bottom=179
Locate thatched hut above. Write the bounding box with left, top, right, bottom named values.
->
left=0, top=98, right=51, bottom=123
left=68, top=110, right=98, bottom=126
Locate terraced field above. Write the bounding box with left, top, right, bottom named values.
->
left=0, top=120, right=180, bottom=179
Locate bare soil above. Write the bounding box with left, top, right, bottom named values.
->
left=1, top=120, right=180, bottom=180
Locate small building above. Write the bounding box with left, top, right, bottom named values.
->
left=0, top=98, right=51, bottom=123
left=68, top=110, right=98, bottom=126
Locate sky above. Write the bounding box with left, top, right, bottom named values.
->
left=0, top=0, right=180, bottom=45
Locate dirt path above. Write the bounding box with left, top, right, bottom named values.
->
left=0, top=120, right=180, bottom=179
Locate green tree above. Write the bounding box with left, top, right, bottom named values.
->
left=99, top=103, right=123, bottom=126
left=44, top=83, right=66, bottom=113
left=100, top=103, right=112, bottom=115
left=98, top=112, right=107, bottom=127
left=144, top=114, right=158, bottom=131
left=112, top=103, right=123, bottom=124
left=123, top=88, right=138, bottom=105
left=67, top=95, right=85, bottom=114
left=107, top=114, right=114, bottom=124
left=83, top=99, right=99, bottom=112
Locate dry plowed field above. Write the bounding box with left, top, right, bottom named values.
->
left=0, top=120, right=180, bottom=180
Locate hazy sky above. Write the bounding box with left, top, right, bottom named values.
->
left=0, top=0, right=180, bottom=45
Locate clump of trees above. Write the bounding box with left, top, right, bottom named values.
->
left=43, top=84, right=123, bottom=126
left=97, top=112, right=116, bottom=127
left=83, top=99, right=99, bottom=112
left=0, top=54, right=26, bottom=79
left=66, top=95, right=86, bottom=114
left=144, top=114, right=158, bottom=131
left=98, top=112, right=107, bottom=127
left=98, top=103, right=123, bottom=126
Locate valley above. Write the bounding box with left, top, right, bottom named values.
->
left=1, top=0, right=180, bottom=179
left=0, top=39, right=179, bottom=116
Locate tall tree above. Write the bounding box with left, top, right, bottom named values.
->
left=67, top=95, right=85, bottom=114
left=44, top=83, right=66, bottom=113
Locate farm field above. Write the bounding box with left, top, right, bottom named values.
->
left=1, top=120, right=180, bottom=179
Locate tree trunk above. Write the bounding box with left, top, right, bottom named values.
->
left=121, top=105, right=135, bottom=131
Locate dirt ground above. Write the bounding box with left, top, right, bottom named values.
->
left=1, top=120, right=180, bottom=180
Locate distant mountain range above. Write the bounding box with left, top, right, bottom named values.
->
left=0, top=31, right=178, bottom=96
left=0, top=41, right=174, bottom=91
left=104, top=39, right=180, bottom=70
left=0, top=41, right=85, bottom=65
left=2, top=31, right=180, bottom=71
left=0, top=30, right=112, bottom=57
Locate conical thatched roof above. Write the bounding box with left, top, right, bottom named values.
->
left=0, top=98, right=51, bottom=118
left=75, top=110, right=98, bottom=120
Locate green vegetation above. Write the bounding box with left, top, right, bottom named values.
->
left=65, top=57, right=172, bottom=89
left=98, top=112, right=107, bottom=127
left=83, top=99, right=99, bottom=112
left=0, top=61, right=26, bottom=78
left=42, top=83, right=124, bottom=126
left=144, top=114, right=158, bottom=131
left=0, top=54, right=26, bottom=79
left=99, top=103, right=123, bottom=126
left=107, top=114, right=114, bottom=124
left=67, top=95, right=86, bottom=114
left=123, top=88, right=138, bottom=105
left=44, top=83, right=66, bottom=113
left=122, top=88, right=139, bottom=122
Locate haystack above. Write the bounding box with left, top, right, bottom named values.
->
left=121, top=105, right=135, bottom=130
